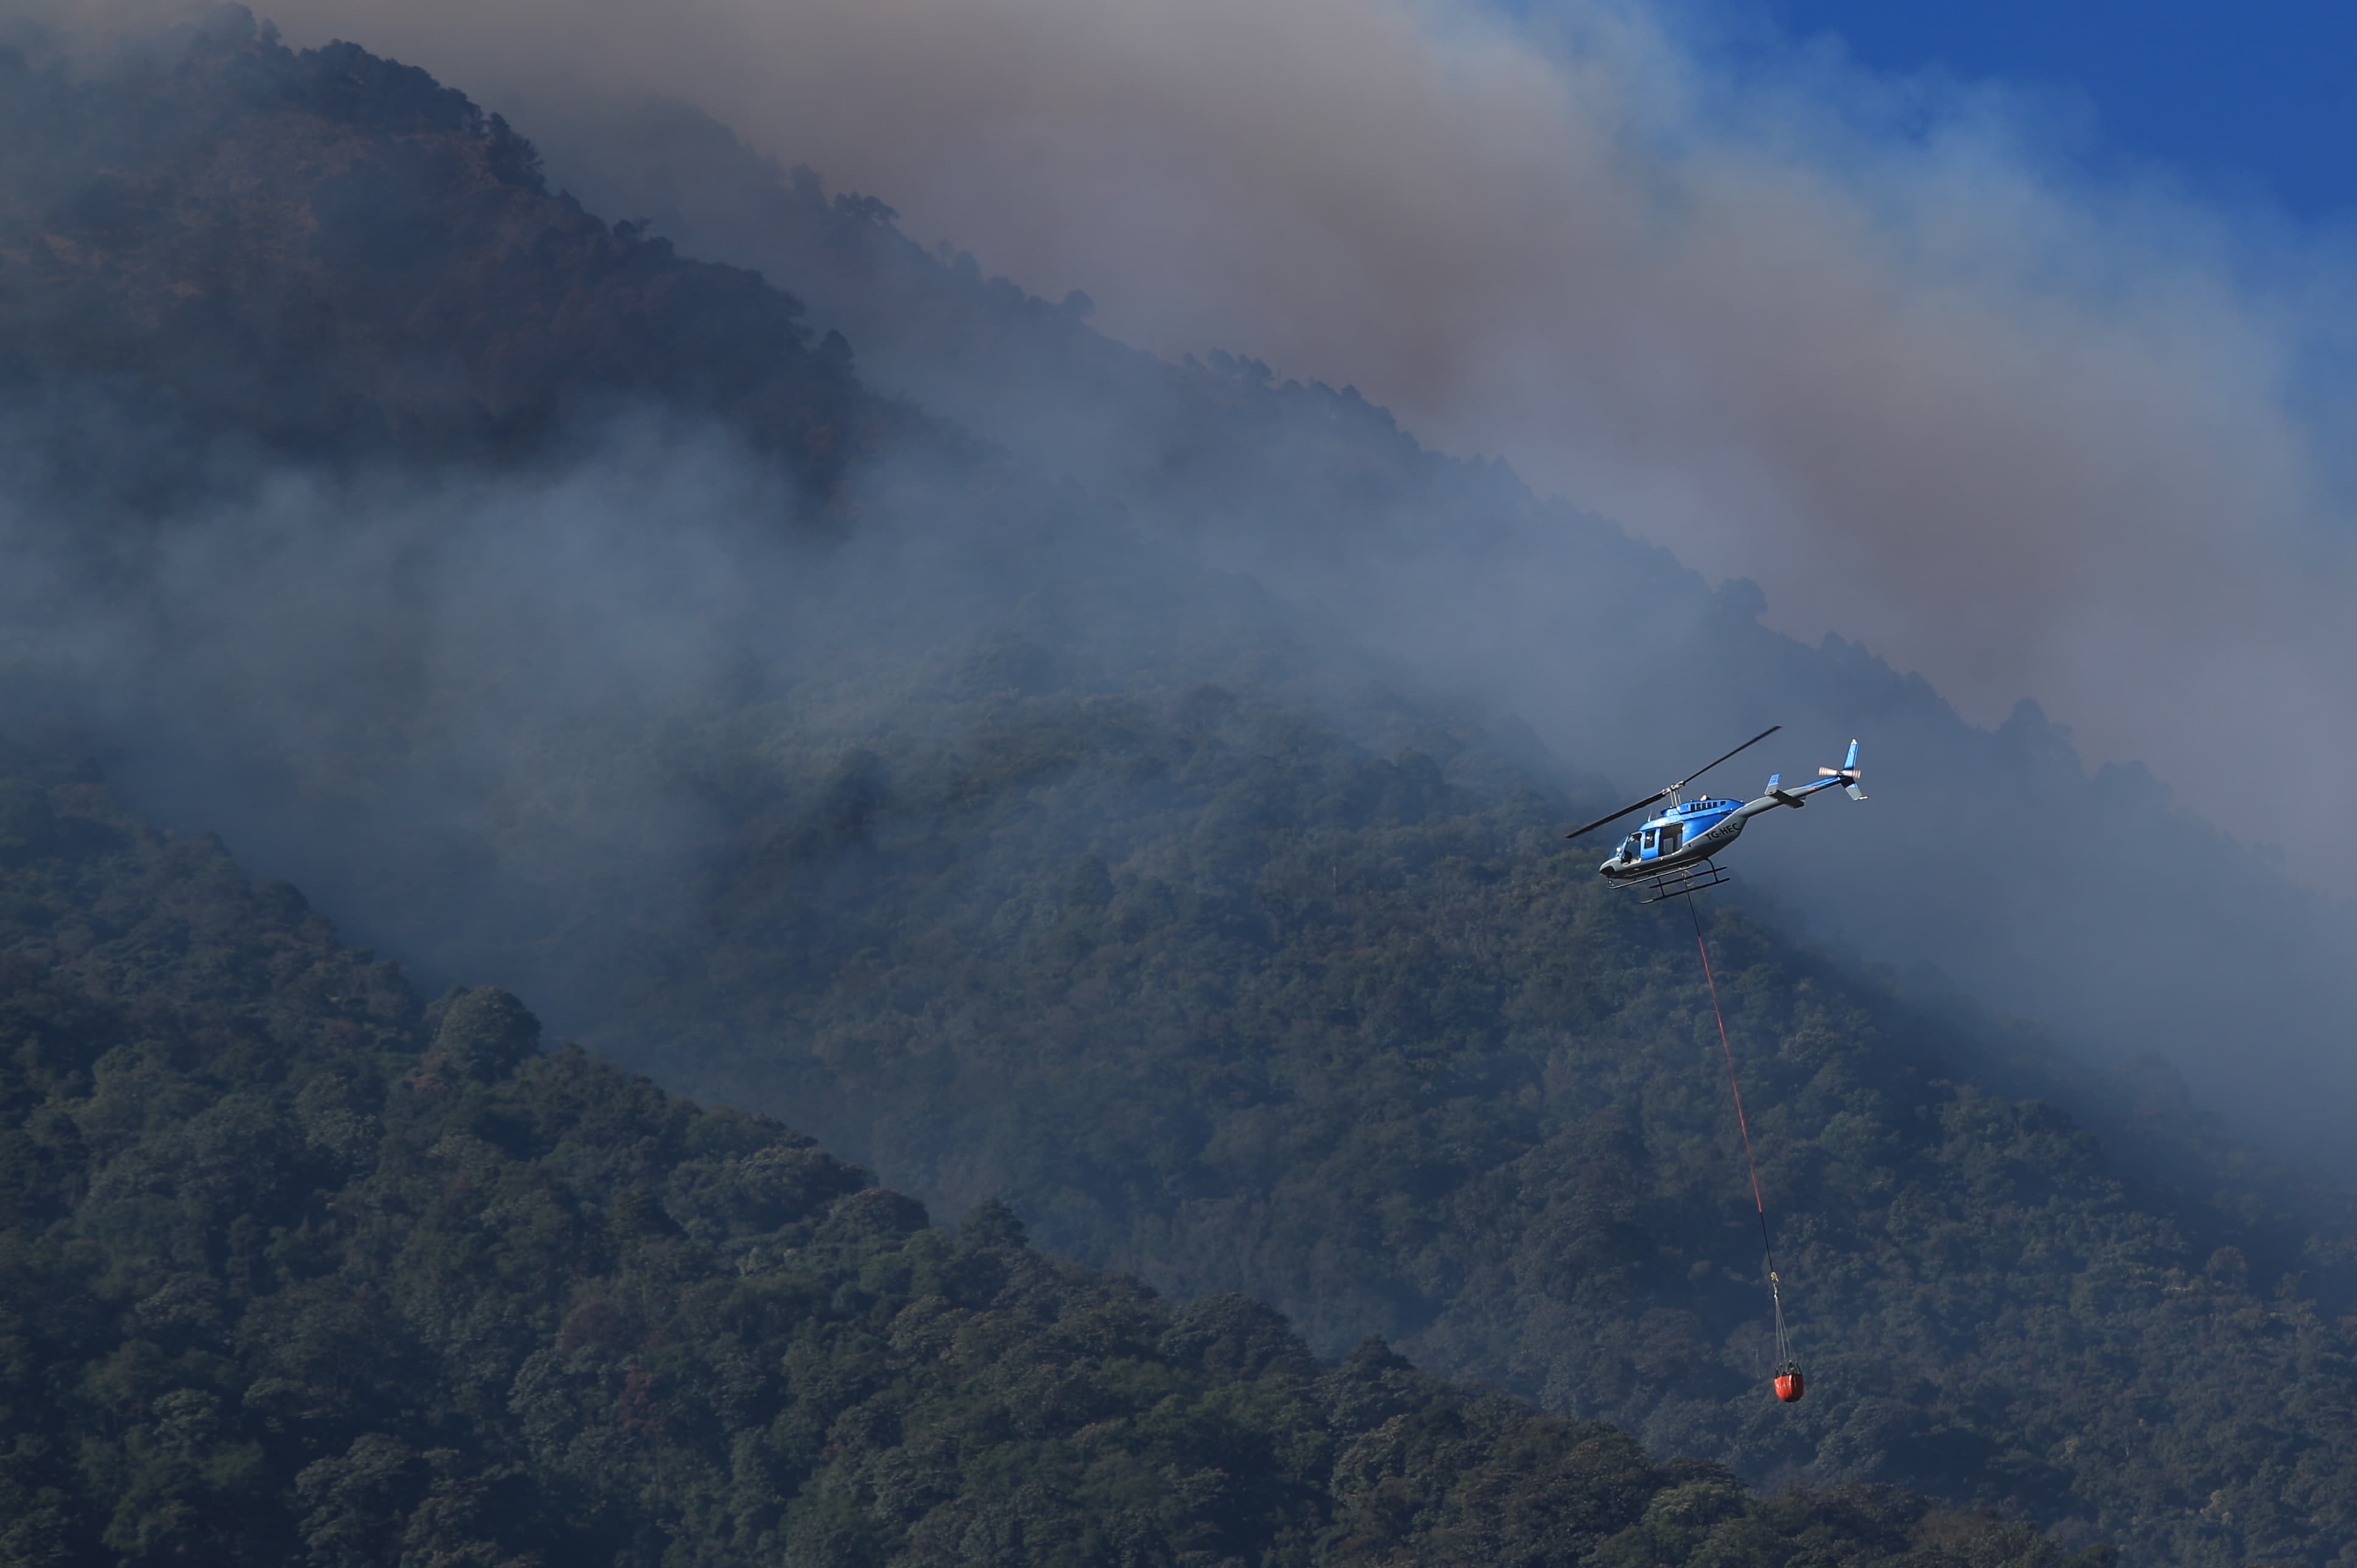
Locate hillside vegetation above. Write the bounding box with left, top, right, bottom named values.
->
left=564, top=626, right=2357, bottom=1568
left=0, top=12, right=903, bottom=506
left=0, top=750, right=2102, bottom=1566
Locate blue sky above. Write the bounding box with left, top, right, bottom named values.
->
left=1739, top=0, right=2355, bottom=219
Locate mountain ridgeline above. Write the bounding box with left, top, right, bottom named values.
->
left=0, top=12, right=911, bottom=511
left=0, top=13, right=2350, bottom=1566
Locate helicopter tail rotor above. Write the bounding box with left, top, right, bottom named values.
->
left=1818, top=740, right=1867, bottom=801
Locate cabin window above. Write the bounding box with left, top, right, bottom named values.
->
left=1662, top=824, right=1683, bottom=853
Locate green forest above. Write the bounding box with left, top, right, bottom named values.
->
left=2, top=12, right=2355, bottom=1566
left=559, top=632, right=2357, bottom=1567
left=0, top=15, right=908, bottom=506
left=0, top=752, right=2098, bottom=1566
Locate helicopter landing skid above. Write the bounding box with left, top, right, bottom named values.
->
left=1621, top=859, right=1731, bottom=904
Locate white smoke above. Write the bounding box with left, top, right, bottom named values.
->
left=89, top=0, right=2353, bottom=881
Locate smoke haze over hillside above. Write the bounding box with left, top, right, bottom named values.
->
left=5, top=0, right=2356, bottom=1165
left=55, top=0, right=2357, bottom=885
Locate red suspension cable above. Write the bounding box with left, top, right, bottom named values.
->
left=1688, top=898, right=1793, bottom=1371
left=1695, top=904, right=1765, bottom=1222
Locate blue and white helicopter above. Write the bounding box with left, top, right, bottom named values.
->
left=1565, top=726, right=1866, bottom=902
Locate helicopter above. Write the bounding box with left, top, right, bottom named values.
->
left=1564, top=726, right=1865, bottom=901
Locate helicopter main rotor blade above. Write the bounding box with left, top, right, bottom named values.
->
left=1563, top=793, right=1672, bottom=841
left=1674, top=724, right=1782, bottom=791
left=1563, top=725, right=1784, bottom=841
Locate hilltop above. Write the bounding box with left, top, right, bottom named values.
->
left=0, top=11, right=903, bottom=506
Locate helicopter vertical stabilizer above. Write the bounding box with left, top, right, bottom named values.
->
left=1818, top=740, right=1866, bottom=800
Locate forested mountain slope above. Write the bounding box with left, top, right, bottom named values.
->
left=539, top=99, right=2357, bottom=1167
left=550, top=598, right=2357, bottom=1567
left=0, top=747, right=2094, bottom=1566
left=0, top=12, right=905, bottom=507
left=0, top=15, right=2347, bottom=1565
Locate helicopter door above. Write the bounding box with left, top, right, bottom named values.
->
left=1640, top=827, right=1658, bottom=859
left=1659, top=822, right=1684, bottom=854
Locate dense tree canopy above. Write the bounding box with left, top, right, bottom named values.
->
left=0, top=11, right=903, bottom=503
left=548, top=651, right=2357, bottom=1568
left=0, top=749, right=2097, bottom=1566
